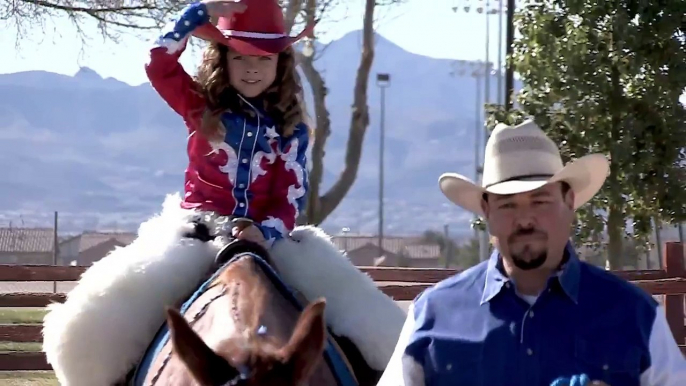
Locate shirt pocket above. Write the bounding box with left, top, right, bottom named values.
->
left=424, top=340, right=484, bottom=386
left=574, top=336, right=642, bottom=386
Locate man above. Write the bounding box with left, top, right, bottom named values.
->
left=377, top=120, right=686, bottom=386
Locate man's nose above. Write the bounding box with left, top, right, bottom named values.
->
left=513, top=212, right=536, bottom=228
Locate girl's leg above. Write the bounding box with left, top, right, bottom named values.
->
left=269, top=226, right=407, bottom=372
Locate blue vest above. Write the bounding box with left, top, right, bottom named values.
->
left=405, top=243, right=658, bottom=386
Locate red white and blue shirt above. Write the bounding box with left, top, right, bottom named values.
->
left=144, top=2, right=309, bottom=246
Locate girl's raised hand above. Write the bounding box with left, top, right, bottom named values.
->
left=202, top=0, right=247, bottom=18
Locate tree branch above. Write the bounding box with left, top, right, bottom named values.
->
left=282, top=0, right=302, bottom=33
left=298, top=49, right=331, bottom=224
left=315, top=0, right=376, bottom=222
left=5, top=0, right=186, bottom=44
left=19, top=0, right=154, bottom=14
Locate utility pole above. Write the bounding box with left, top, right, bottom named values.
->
left=53, top=211, right=58, bottom=293
left=443, top=224, right=451, bottom=268
left=504, top=0, right=515, bottom=110
left=497, top=0, right=504, bottom=105
left=376, top=73, right=391, bottom=256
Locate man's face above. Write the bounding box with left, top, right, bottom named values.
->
left=481, top=182, right=575, bottom=271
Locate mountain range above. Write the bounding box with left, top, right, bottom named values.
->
left=0, top=31, right=520, bottom=237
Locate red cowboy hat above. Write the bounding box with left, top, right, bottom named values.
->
left=193, top=0, right=316, bottom=56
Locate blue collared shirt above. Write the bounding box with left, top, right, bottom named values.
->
left=377, top=242, right=686, bottom=386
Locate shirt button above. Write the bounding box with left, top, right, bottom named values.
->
left=247, top=132, right=253, bottom=137
left=527, top=348, right=533, bottom=356
left=602, top=364, right=609, bottom=370
left=238, top=184, right=245, bottom=188
left=505, top=282, right=511, bottom=289
left=242, top=158, right=248, bottom=164
left=239, top=203, right=245, bottom=208
left=529, top=311, right=534, bottom=318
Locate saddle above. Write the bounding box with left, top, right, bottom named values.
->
left=127, top=223, right=358, bottom=386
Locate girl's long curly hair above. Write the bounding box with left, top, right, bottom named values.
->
left=195, top=43, right=306, bottom=142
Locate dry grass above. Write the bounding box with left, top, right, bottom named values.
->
left=0, top=371, right=57, bottom=385
left=0, top=342, right=41, bottom=352
left=0, top=308, right=46, bottom=325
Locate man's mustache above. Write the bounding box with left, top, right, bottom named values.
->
left=509, top=228, right=547, bottom=243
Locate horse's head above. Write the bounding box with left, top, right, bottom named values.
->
left=166, top=297, right=327, bottom=386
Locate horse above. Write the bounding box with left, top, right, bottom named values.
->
left=43, top=197, right=404, bottom=386
left=131, top=236, right=383, bottom=386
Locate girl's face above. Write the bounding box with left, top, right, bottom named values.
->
left=227, top=50, right=278, bottom=98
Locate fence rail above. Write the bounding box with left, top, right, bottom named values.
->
left=0, top=242, right=684, bottom=371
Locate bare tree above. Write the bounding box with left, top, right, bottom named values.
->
left=283, top=0, right=405, bottom=225
left=5, top=0, right=406, bottom=226
left=3, top=0, right=188, bottom=43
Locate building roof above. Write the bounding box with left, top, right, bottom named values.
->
left=403, top=244, right=441, bottom=259
left=337, top=236, right=441, bottom=259
left=60, top=231, right=137, bottom=253
left=331, top=235, right=427, bottom=254
left=76, top=238, right=129, bottom=265
left=0, top=227, right=54, bottom=253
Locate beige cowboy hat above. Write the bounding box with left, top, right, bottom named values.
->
left=439, top=120, right=610, bottom=216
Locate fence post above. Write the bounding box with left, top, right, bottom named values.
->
left=663, top=242, right=685, bottom=344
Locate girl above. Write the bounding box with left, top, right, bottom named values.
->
left=147, top=0, right=312, bottom=247
left=42, top=1, right=317, bottom=385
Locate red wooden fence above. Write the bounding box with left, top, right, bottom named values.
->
left=0, top=242, right=684, bottom=371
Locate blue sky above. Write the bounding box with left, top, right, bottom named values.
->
left=1, top=0, right=508, bottom=86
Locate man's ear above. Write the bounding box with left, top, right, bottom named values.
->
left=166, top=307, right=239, bottom=385
left=480, top=194, right=490, bottom=218
left=564, top=188, right=575, bottom=211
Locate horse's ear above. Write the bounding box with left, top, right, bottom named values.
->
left=280, top=298, right=327, bottom=382
left=166, top=307, right=239, bottom=385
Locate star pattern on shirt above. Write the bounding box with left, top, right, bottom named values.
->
left=162, top=3, right=208, bottom=42
left=265, top=126, right=279, bottom=140
left=154, top=3, right=209, bottom=54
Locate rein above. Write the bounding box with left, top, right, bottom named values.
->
left=147, top=277, right=230, bottom=385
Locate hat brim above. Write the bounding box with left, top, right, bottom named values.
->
left=192, top=22, right=315, bottom=56
left=438, top=153, right=609, bottom=216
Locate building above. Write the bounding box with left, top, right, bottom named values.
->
left=59, top=231, right=137, bottom=266
left=331, top=235, right=441, bottom=268
left=0, top=227, right=55, bottom=264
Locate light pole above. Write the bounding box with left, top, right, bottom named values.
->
left=450, top=60, right=493, bottom=261
left=376, top=73, right=391, bottom=255
left=341, top=227, right=350, bottom=253
left=452, top=0, right=507, bottom=107
left=505, top=0, right=515, bottom=110
left=496, top=0, right=505, bottom=105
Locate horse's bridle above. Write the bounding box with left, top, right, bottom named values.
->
left=220, top=364, right=252, bottom=386
left=171, top=216, right=269, bottom=386
left=138, top=215, right=309, bottom=386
